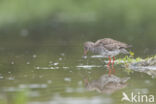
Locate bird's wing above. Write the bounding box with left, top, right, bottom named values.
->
left=103, top=43, right=120, bottom=51
left=94, top=38, right=130, bottom=49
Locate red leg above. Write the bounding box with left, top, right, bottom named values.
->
left=112, top=56, right=115, bottom=74
left=107, top=56, right=111, bottom=67
left=107, top=56, right=111, bottom=76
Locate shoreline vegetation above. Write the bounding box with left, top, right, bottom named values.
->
left=116, top=52, right=156, bottom=77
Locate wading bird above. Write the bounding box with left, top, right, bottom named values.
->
left=84, top=38, right=131, bottom=76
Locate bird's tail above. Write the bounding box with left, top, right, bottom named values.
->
left=120, top=49, right=129, bottom=54
left=127, top=45, right=132, bottom=48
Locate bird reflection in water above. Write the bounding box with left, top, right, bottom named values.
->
left=84, top=74, right=130, bottom=94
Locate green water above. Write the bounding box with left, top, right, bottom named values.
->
left=0, top=32, right=156, bottom=104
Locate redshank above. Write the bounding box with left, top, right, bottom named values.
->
left=83, top=38, right=131, bottom=75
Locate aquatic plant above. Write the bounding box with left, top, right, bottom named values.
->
left=116, top=51, right=143, bottom=64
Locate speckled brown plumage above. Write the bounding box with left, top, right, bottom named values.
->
left=84, top=38, right=131, bottom=56
left=94, top=38, right=131, bottom=51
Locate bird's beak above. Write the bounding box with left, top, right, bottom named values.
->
left=84, top=49, right=88, bottom=56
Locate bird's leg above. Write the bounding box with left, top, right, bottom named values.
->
left=107, top=56, right=111, bottom=68
left=107, top=56, right=111, bottom=76
left=112, top=56, right=115, bottom=74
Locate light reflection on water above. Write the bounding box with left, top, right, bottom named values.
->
left=30, top=96, right=112, bottom=104
left=0, top=45, right=156, bottom=104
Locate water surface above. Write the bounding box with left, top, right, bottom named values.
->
left=0, top=37, right=156, bottom=104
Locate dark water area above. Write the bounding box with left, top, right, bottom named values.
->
left=0, top=22, right=156, bottom=104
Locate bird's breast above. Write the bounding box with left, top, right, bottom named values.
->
left=101, top=50, right=120, bottom=57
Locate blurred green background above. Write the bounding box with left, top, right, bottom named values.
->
left=0, top=0, right=156, bottom=54
left=0, top=0, right=156, bottom=104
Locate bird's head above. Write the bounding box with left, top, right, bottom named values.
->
left=83, top=41, right=94, bottom=56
